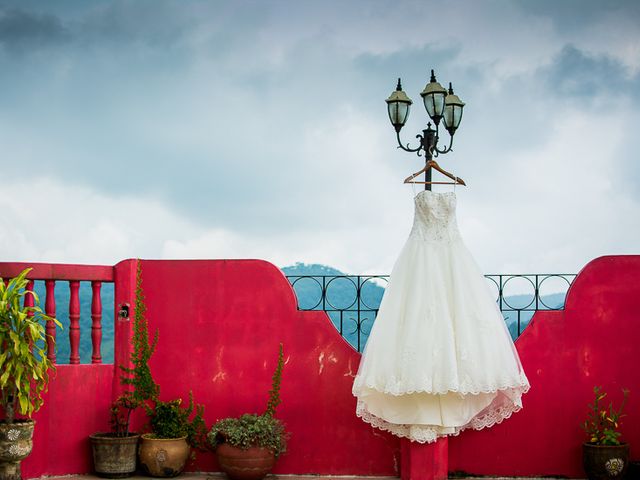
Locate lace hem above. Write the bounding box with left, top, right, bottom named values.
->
left=352, top=371, right=530, bottom=396
left=355, top=383, right=530, bottom=443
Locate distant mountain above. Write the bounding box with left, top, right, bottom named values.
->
left=282, top=263, right=570, bottom=349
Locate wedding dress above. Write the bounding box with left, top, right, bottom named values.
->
left=352, top=190, right=530, bottom=443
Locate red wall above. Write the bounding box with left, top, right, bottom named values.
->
left=449, top=255, right=640, bottom=477
left=21, top=365, right=114, bottom=478
left=125, top=259, right=400, bottom=475
left=9, top=255, right=640, bottom=478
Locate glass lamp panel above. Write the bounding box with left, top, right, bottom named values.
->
left=388, top=101, right=410, bottom=128
left=423, top=94, right=435, bottom=118
left=433, top=92, right=446, bottom=117
left=453, top=105, right=463, bottom=128
left=443, top=104, right=454, bottom=129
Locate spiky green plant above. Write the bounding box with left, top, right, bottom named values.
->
left=112, top=260, right=159, bottom=436
left=0, top=268, right=62, bottom=423
left=208, top=343, right=288, bottom=457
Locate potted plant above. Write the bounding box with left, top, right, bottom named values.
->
left=582, top=385, right=630, bottom=480
left=0, top=268, right=61, bottom=480
left=138, top=393, right=207, bottom=478
left=90, top=261, right=159, bottom=478
left=208, top=344, right=287, bottom=480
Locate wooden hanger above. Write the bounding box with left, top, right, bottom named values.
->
left=404, top=159, right=466, bottom=186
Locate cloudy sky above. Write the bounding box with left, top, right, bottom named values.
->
left=1, top=0, right=639, bottom=277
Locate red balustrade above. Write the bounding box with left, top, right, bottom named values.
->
left=0, top=261, right=115, bottom=365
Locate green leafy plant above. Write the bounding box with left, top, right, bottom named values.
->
left=582, top=385, right=629, bottom=445
left=208, top=343, right=288, bottom=457
left=0, top=268, right=62, bottom=423
left=147, top=392, right=208, bottom=451
left=116, top=260, right=207, bottom=452
left=108, top=260, right=160, bottom=437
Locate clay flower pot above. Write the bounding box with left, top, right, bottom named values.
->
left=138, top=434, right=190, bottom=478
left=215, top=443, right=276, bottom=480
left=89, top=432, right=140, bottom=478
left=582, top=443, right=630, bottom=480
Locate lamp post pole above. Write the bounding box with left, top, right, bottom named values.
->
left=385, top=70, right=465, bottom=190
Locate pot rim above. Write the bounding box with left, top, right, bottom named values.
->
left=216, top=442, right=277, bottom=453
left=90, top=432, right=141, bottom=439
left=0, top=419, right=36, bottom=427
left=141, top=433, right=188, bottom=441
left=582, top=441, right=629, bottom=448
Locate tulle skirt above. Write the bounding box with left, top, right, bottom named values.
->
left=352, top=235, right=530, bottom=443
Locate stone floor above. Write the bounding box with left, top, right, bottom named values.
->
left=40, top=474, right=581, bottom=480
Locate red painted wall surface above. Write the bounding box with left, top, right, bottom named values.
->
left=5, top=255, right=640, bottom=478
left=21, top=365, right=114, bottom=478
left=120, top=259, right=400, bottom=475
left=449, top=255, right=640, bottom=478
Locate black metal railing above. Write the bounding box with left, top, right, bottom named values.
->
left=286, top=273, right=576, bottom=352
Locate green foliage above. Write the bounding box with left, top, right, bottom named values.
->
left=109, top=394, right=138, bottom=437
left=112, top=260, right=160, bottom=436
left=0, top=268, right=62, bottom=423
left=110, top=260, right=207, bottom=453
left=582, top=385, right=630, bottom=446
left=148, top=392, right=208, bottom=451
left=208, top=414, right=287, bottom=457
left=208, top=344, right=288, bottom=457
left=120, top=260, right=159, bottom=405
left=264, top=343, right=284, bottom=417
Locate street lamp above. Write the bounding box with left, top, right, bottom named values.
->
left=386, top=69, right=465, bottom=189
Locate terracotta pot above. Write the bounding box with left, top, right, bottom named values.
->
left=90, top=432, right=140, bottom=478
left=215, top=443, right=276, bottom=480
left=0, top=420, right=35, bottom=480
left=138, top=434, right=190, bottom=478
left=582, top=443, right=629, bottom=480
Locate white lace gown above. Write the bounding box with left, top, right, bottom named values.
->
left=352, top=190, right=529, bottom=443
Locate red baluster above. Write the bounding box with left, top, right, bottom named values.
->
left=24, top=280, right=35, bottom=349
left=69, top=281, right=81, bottom=364
left=45, top=280, right=57, bottom=363
left=91, top=281, right=102, bottom=364
left=24, top=280, right=35, bottom=310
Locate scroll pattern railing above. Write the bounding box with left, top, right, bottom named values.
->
left=0, top=262, right=114, bottom=365
left=286, top=273, right=576, bottom=351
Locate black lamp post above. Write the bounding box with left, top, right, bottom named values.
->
left=386, top=70, right=465, bottom=190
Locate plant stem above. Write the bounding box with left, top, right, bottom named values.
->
left=6, top=392, right=15, bottom=424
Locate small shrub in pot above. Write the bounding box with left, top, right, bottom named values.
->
left=208, top=344, right=288, bottom=480
left=581, top=385, right=630, bottom=480
left=1, top=268, right=61, bottom=480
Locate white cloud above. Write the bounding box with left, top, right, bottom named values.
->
left=1, top=0, right=639, bottom=277
left=0, top=177, right=198, bottom=264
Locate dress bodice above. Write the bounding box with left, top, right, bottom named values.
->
left=410, top=191, right=461, bottom=243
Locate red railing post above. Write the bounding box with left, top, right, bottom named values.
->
left=91, top=281, right=103, bottom=364
left=69, top=280, right=81, bottom=364
left=45, top=280, right=57, bottom=363
left=24, top=280, right=35, bottom=311
left=24, top=280, right=35, bottom=349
